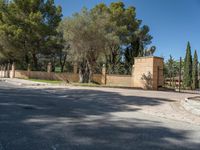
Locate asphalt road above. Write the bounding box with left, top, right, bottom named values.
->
left=0, top=82, right=200, bottom=150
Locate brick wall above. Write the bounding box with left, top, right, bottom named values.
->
left=14, top=70, right=102, bottom=84
left=133, top=56, right=164, bottom=90
left=106, top=75, right=132, bottom=87
left=2, top=56, right=164, bottom=90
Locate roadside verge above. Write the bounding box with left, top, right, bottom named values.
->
left=181, top=97, right=200, bottom=116
left=0, top=78, right=50, bottom=86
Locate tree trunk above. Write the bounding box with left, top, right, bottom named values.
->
left=60, top=53, right=67, bottom=73
left=25, top=54, right=29, bottom=65
left=79, top=68, right=84, bottom=83
left=78, top=60, right=91, bottom=83
left=170, top=72, right=172, bottom=86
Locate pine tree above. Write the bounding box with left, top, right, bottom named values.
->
left=0, top=0, right=62, bottom=69
left=192, top=50, right=198, bottom=89
left=183, top=42, right=192, bottom=88
left=167, top=55, right=175, bottom=86
left=199, top=63, right=200, bottom=88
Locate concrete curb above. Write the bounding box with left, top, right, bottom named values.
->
left=1, top=78, right=50, bottom=86
left=181, top=97, right=200, bottom=116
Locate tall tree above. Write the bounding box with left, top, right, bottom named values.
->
left=192, top=50, right=198, bottom=89
left=183, top=42, right=192, bottom=88
left=62, top=8, right=110, bottom=82
left=91, top=2, right=126, bottom=74
left=164, top=55, right=180, bottom=87
left=91, top=2, right=154, bottom=75
left=59, top=2, right=154, bottom=82
left=0, top=0, right=62, bottom=70
left=122, top=10, right=154, bottom=74
left=167, top=55, right=175, bottom=86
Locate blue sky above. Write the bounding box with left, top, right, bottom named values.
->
left=54, top=0, right=200, bottom=61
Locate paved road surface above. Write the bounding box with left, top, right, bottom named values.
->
left=0, top=82, right=200, bottom=150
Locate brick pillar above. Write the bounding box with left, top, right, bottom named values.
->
left=3, top=65, right=6, bottom=78
left=4, top=64, right=7, bottom=78
left=27, top=64, right=31, bottom=79
left=0, top=65, right=2, bottom=78
left=47, top=62, right=52, bottom=73
left=131, top=65, right=135, bottom=87
left=11, top=62, right=15, bottom=78
left=1, top=65, right=4, bottom=77
left=73, top=63, right=78, bottom=74
left=7, top=63, right=10, bottom=78
left=1, top=65, right=3, bottom=78
left=47, top=62, right=52, bottom=80
left=101, top=64, right=106, bottom=85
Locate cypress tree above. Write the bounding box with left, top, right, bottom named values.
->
left=192, top=50, right=198, bottom=89
left=183, top=42, right=192, bottom=88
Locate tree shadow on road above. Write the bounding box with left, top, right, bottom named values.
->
left=0, top=86, right=199, bottom=150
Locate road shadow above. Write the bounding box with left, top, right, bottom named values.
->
left=0, top=85, right=199, bottom=150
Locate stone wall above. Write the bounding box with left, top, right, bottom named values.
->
left=15, top=70, right=79, bottom=83
left=106, top=75, right=132, bottom=87
left=133, top=57, right=164, bottom=90
left=0, top=56, right=164, bottom=90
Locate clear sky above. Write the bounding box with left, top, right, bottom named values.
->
left=54, top=0, right=200, bottom=61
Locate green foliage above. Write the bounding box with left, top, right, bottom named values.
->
left=0, top=1, right=154, bottom=82
left=60, top=2, right=154, bottom=82
left=183, top=42, right=192, bottom=88
left=0, top=0, right=62, bottom=70
left=106, top=47, right=125, bottom=74
left=61, top=8, right=112, bottom=82
left=116, top=4, right=155, bottom=74
left=192, top=50, right=198, bottom=89
left=164, top=55, right=180, bottom=87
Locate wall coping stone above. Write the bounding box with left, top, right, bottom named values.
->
left=135, top=56, right=164, bottom=60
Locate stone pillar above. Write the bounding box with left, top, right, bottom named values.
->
left=0, top=65, right=2, bottom=78
left=47, top=62, right=52, bottom=80
left=101, top=64, right=106, bottom=85
left=73, top=63, right=78, bottom=74
left=4, top=65, right=7, bottom=78
left=11, top=62, right=16, bottom=78
left=47, top=62, right=52, bottom=73
left=2, top=65, right=5, bottom=78
left=27, top=64, right=31, bottom=79
left=7, top=63, right=10, bottom=78
left=3, top=65, right=6, bottom=78
left=27, top=64, right=31, bottom=72
left=131, top=65, right=135, bottom=87
left=1, top=65, right=3, bottom=78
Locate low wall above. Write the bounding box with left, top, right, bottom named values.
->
left=15, top=70, right=79, bottom=83
left=93, top=74, right=102, bottom=84
left=0, top=56, right=164, bottom=90
left=15, top=70, right=29, bottom=79
left=14, top=70, right=131, bottom=86
left=14, top=70, right=102, bottom=84
left=52, top=73, right=79, bottom=82
left=106, top=75, right=132, bottom=87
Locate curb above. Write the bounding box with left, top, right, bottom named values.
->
left=181, top=97, right=200, bottom=116
left=1, top=79, right=50, bottom=86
